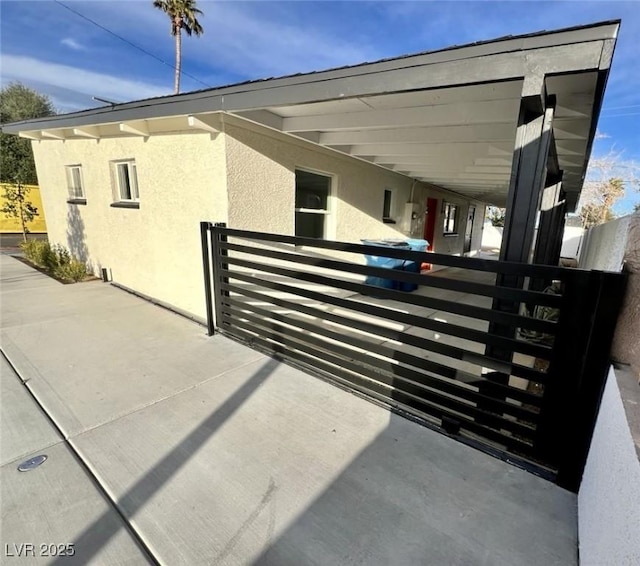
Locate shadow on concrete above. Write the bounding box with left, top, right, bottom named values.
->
left=52, top=357, right=280, bottom=566
left=248, top=403, right=576, bottom=566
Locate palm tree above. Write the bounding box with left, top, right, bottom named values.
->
left=153, top=0, right=204, bottom=94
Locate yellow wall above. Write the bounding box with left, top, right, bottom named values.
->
left=0, top=184, right=47, bottom=233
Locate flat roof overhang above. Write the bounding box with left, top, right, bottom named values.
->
left=3, top=20, right=619, bottom=210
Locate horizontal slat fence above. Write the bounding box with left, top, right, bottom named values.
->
left=201, top=222, right=626, bottom=492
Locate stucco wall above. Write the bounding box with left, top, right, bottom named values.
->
left=31, top=130, right=226, bottom=319
left=611, top=215, right=640, bottom=377
left=29, top=115, right=486, bottom=319
left=577, top=214, right=640, bottom=377
left=578, top=367, right=640, bottom=565
left=578, top=215, right=631, bottom=271
left=223, top=115, right=484, bottom=259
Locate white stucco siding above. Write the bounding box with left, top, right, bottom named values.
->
left=31, top=132, right=227, bottom=319
left=224, top=117, right=417, bottom=243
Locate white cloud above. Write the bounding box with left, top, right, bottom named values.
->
left=61, top=37, right=85, bottom=51
left=1, top=54, right=170, bottom=107
left=79, top=1, right=379, bottom=80
left=198, top=4, right=377, bottom=77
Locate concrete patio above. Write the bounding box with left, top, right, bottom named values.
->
left=1, top=254, right=577, bottom=565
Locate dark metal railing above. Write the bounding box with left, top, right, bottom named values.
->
left=200, top=222, right=626, bottom=492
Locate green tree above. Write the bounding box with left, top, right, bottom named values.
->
left=578, top=150, right=640, bottom=228
left=153, top=0, right=204, bottom=94
left=487, top=206, right=506, bottom=227
left=0, top=182, right=39, bottom=242
left=0, top=83, right=55, bottom=184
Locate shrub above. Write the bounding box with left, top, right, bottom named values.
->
left=20, top=239, right=55, bottom=268
left=51, top=244, right=71, bottom=269
left=20, top=240, right=87, bottom=282
left=53, top=259, right=87, bottom=282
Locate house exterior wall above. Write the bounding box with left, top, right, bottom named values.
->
left=29, top=115, right=487, bottom=319
left=31, top=131, right=227, bottom=319
left=224, top=116, right=415, bottom=242
left=224, top=116, right=484, bottom=260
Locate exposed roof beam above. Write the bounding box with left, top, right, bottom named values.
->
left=406, top=166, right=513, bottom=176
left=119, top=120, right=148, bottom=136
left=317, top=123, right=516, bottom=145
left=282, top=100, right=520, bottom=132
left=73, top=126, right=100, bottom=139
left=427, top=181, right=509, bottom=188
left=233, top=110, right=283, bottom=130
left=40, top=129, right=66, bottom=140
left=18, top=131, right=42, bottom=140
left=292, top=131, right=320, bottom=143
left=360, top=142, right=512, bottom=157
left=187, top=115, right=218, bottom=133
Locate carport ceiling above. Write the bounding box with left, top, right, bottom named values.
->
left=233, top=71, right=599, bottom=208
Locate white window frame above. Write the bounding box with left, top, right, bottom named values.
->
left=443, top=202, right=459, bottom=235
left=65, top=165, right=85, bottom=199
left=382, top=188, right=395, bottom=223
left=294, top=167, right=333, bottom=239
left=112, top=160, right=140, bottom=203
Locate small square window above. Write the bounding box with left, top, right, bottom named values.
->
left=382, top=188, right=395, bottom=223
left=443, top=202, right=459, bottom=235
left=113, top=160, right=139, bottom=202
left=65, top=165, right=85, bottom=200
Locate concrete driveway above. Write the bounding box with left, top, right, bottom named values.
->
left=0, top=255, right=577, bottom=565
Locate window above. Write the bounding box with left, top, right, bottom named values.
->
left=113, top=160, right=139, bottom=202
left=65, top=165, right=85, bottom=201
left=443, top=202, right=459, bottom=235
left=382, top=188, right=395, bottom=223
left=295, top=169, right=331, bottom=239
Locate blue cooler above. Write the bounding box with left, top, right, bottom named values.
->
left=361, top=239, right=410, bottom=290
left=399, top=239, right=429, bottom=292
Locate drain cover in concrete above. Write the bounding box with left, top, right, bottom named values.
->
left=17, top=454, right=47, bottom=472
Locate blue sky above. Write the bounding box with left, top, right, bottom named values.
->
left=1, top=0, right=638, bottom=211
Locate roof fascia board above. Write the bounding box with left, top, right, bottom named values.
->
left=2, top=26, right=615, bottom=134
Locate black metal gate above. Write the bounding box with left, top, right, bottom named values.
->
left=201, top=222, right=625, bottom=492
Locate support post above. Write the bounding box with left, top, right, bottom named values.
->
left=533, top=178, right=564, bottom=267
left=486, top=89, right=555, bottom=361
left=500, top=96, right=555, bottom=265
left=479, top=84, right=556, bottom=418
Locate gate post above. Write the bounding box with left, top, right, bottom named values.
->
left=200, top=221, right=215, bottom=336
left=211, top=223, right=228, bottom=332
left=538, top=270, right=627, bottom=492
left=555, top=270, right=627, bottom=491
